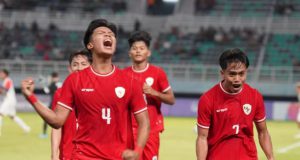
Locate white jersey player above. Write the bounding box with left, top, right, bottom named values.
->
left=0, top=69, right=30, bottom=136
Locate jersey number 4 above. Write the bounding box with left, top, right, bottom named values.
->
left=232, top=124, right=239, bottom=134
left=102, top=108, right=111, bottom=124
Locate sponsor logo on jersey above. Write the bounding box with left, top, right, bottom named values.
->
left=145, top=77, right=154, bottom=86
left=115, top=87, right=125, bottom=98
left=216, top=108, right=228, bottom=113
left=243, top=104, right=252, bottom=115
left=81, top=88, right=94, bottom=92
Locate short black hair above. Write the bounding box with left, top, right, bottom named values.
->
left=83, top=19, right=117, bottom=49
left=219, top=48, right=249, bottom=70
left=128, top=30, right=152, bottom=48
left=68, top=49, right=92, bottom=65
left=1, top=69, right=9, bottom=76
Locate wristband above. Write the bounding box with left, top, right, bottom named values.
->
left=134, top=146, right=143, bottom=157
left=27, top=94, right=38, bottom=104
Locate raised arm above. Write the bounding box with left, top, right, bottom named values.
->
left=255, top=121, right=274, bottom=160
left=196, top=126, right=209, bottom=160
left=21, top=79, right=70, bottom=129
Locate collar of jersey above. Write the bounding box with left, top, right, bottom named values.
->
left=90, top=65, right=115, bottom=77
left=219, top=81, right=243, bottom=95
left=132, top=63, right=149, bottom=73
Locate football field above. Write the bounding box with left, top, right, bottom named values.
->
left=0, top=113, right=299, bottom=160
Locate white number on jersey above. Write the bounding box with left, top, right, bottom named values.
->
left=232, top=124, right=239, bottom=134
left=102, top=108, right=111, bottom=124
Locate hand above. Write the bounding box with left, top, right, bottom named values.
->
left=122, top=149, right=139, bottom=160
left=21, top=78, right=35, bottom=97
left=143, top=83, right=157, bottom=97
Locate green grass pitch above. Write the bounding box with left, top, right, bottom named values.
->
left=0, top=113, right=300, bottom=160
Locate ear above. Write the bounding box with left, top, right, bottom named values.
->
left=68, top=66, right=72, bottom=73
left=220, top=70, right=225, bottom=79
left=87, top=42, right=93, bottom=50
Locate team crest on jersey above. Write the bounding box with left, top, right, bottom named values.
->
left=243, top=104, right=252, bottom=115
left=115, top=87, right=125, bottom=98
left=145, top=77, right=154, bottom=86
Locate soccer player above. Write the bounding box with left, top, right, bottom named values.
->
left=51, top=50, right=91, bottom=160
left=41, top=72, right=60, bottom=138
left=0, top=69, right=30, bottom=136
left=21, top=19, right=149, bottom=160
left=196, top=48, right=274, bottom=160
left=124, top=31, right=175, bottom=160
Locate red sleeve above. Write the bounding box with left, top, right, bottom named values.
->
left=130, top=78, right=147, bottom=114
left=51, top=89, right=61, bottom=111
left=158, top=68, right=171, bottom=93
left=57, top=74, right=75, bottom=111
left=197, top=94, right=211, bottom=128
left=254, top=91, right=266, bottom=122
left=4, top=79, right=12, bottom=90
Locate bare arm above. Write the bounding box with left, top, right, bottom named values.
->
left=255, top=121, right=274, bottom=160
left=196, top=126, right=209, bottom=160
left=122, top=111, right=149, bottom=160
left=51, top=128, right=61, bottom=160
left=134, top=111, right=150, bottom=149
left=21, top=79, right=69, bottom=128
left=143, top=83, right=175, bottom=105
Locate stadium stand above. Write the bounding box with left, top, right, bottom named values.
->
left=0, top=0, right=300, bottom=96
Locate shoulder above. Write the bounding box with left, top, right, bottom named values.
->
left=199, top=84, right=219, bottom=102
left=54, top=88, right=62, bottom=96
left=150, top=64, right=164, bottom=72
left=205, top=84, right=220, bottom=96
left=243, top=83, right=260, bottom=94
left=243, top=83, right=263, bottom=100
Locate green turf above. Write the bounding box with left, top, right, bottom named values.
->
left=0, top=113, right=300, bottom=159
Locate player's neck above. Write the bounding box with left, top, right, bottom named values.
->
left=132, top=62, right=149, bottom=72
left=91, top=58, right=113, bottom=75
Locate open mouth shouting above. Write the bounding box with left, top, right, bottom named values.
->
left=232, top=84, right=241, bottom=89
left=103, top=39, right=113, bottom=49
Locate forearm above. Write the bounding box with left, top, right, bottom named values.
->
left=31, top=100, right=63, bottom=128
left=196, top=137, right=208, bottom=160
left=258, top=131, right=274, bottom=160
left=51, top=128, right=62, bottom=160
left=152, top=90, right=175, bottom=105
left=135, top=112, right=150, bottom=149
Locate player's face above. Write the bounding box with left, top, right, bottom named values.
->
left=70, top=55, right=90, bottom=72
left=87, top=27, right=116, bottom=57
left=221, top=62, right=247, bottom=93
left=129, top=41, right=150, bottom=63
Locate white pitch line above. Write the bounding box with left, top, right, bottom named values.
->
left=277, top=141, right=300, bottom=153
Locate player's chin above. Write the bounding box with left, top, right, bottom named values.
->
left=102, top=49, right=115, bottom=55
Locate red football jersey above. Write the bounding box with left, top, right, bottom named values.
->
left=124, top=63, right=171, bottom=133
left=57, top=66, right=147, bottom=159
left=197, top=82, right=266, bottom=160
left=52, top=88, right=76, bottom=160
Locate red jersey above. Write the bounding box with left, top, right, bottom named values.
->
left=52, top=88, right=76, bottom=160
left=197, top=82, right=266, bottom=160
left=124, top=63, right=171, bottom=133
left=57, top=66, right=147, bottom=160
